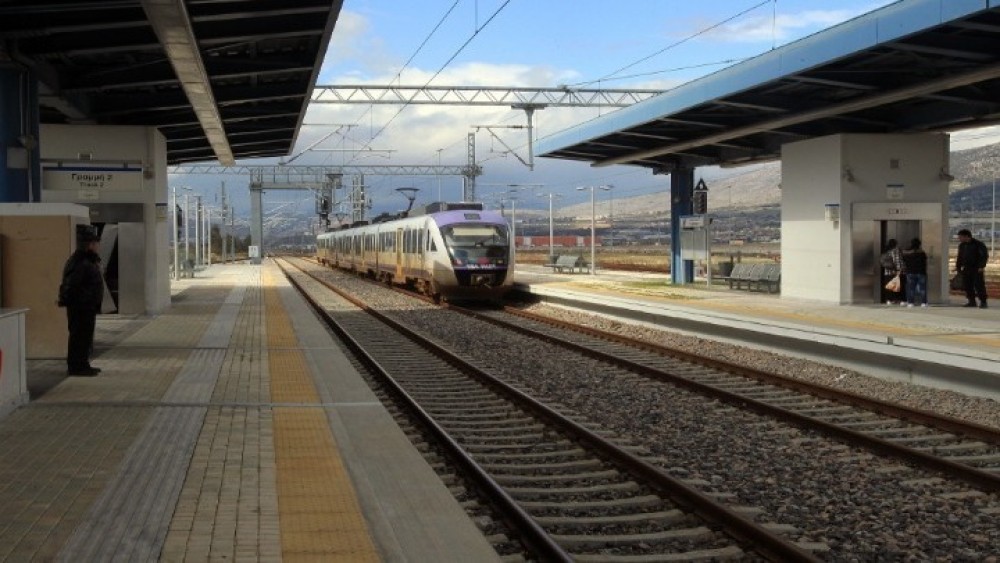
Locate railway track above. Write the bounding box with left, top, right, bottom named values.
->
left=277, top=258, right=818, bottom=562
left=464, top=308, right=1000, bottom=492
left=279, top=257, right=1000, bottom=560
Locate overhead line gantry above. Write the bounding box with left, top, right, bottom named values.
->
left=170, top=86, right=663, bottom=261
left=310, top=85, right=665, bottom=169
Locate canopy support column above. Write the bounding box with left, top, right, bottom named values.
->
left=670, top=168, right=695, bottom=284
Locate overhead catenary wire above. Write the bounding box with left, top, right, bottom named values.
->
left=574, top=0, right=772, bottom=88
left=348, top=0, right=514, bottom=166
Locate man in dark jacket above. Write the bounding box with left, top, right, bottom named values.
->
left=955, top=228, right=989, bottom=309
left=59, top=225, right=104, bottom=375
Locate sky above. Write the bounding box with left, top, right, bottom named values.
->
left=199, top=0, right=1000, bottom=217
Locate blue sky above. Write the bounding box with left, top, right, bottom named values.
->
left=212, top=1, right=999, bottom=217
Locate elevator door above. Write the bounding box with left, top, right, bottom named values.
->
left=850, top=202, right=943, bottom=304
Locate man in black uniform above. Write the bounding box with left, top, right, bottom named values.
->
left=58, top=225, right=104, bottom=375
left=955, top=228, right=989, bottom=309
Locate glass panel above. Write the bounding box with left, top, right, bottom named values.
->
left=442, top=224, right=509, bottom=267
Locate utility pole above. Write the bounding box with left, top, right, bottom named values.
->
left=172, top=185, right=179, bottom=280
left=194, top=195, right=202, bottom=267
left=538, top=192, right=561, bottom=263
left=577, top=185, right=612, bottom=275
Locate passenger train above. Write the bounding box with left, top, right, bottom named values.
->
left=316, top=202, right=514, bottom=301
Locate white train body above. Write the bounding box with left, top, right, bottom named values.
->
left=316, top=203, right=514, bottom=301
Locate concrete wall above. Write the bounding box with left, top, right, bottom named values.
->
left=781, top=135, right=844, bottom=301
left=781, top=133, right=950, bottom=303
left=38, top=125, right=170, bottom=313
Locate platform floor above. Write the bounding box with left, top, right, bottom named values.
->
left=1, top=262, right=499, bottom=562
left=5, top=261, right=996, bottom=561
left=514, top=264, right=1000, bottom=398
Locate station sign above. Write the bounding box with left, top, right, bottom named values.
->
left=42, top=164, right=143, bottom=192
left=680, top=215, right=705, bottom=229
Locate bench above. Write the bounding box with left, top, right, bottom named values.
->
left=544, top=254, right=589, bottom=273
left=722, top=263, right=780, bottom=292
left=748, top=263, right=781, bottom=293
left=723, top=262, right=758, bottom=289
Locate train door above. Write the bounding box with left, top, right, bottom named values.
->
left=395, top=228, right=403, bottom=281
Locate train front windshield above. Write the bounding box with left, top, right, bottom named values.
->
left=442, top=224, right=509, bottom=267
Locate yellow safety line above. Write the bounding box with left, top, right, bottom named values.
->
left=264, top=269, right=380, bottom=561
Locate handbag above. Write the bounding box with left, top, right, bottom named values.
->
left=949, top=273, right=964, bottom=291
left=884, top=274, right=901, bottom=292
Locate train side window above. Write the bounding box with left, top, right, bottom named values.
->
left=427, top=230, right=436, bottom=252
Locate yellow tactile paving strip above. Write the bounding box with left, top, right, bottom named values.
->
left=263, top=270, right=380, bottom=561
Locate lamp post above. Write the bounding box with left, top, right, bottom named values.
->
left=172, top=186, right=179, bottom=280
left=194, top=195, right=202, bottom=267
left=436, top=149, right=443, bottom=202
left=606, top=184, right=615, bottom=250
left=537, top=192, right=561, bottom=263
left=577, top=185, right=612, bottom=275
left=508, top=194, right=519, bottom=245
left=504, top=184, right=542, bottom=250
left=183, top=192, right=191, bottom=265
left=204, top=205, right=212, bottom=266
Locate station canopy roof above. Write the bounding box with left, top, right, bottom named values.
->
left=0, top=0, right=343, bottom=165
left=536, top=0, right=1000, bottom=173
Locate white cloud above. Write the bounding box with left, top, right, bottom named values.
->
left=319, top=11, right=395, bottom=82
left=720, top=10, right=856, bottom=42
left=302, top=61, right=615, bottom=166
left=694, top=2, right=897, bottom=45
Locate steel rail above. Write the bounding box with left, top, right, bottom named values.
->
left=448, top=305, right=1000, bottom=493
left=279, top=258, right=820, bottom=563
left=499, top=306, right=1000, bottom=446
left=276, top=259, right=572, bottom=563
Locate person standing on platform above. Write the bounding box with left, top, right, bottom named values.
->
left=901, top=238, right=928, bottom=308
left=880, top=239, right=904, bottom=305
left=955, top=228, right=989, bottom=309
left=58, top=225, right=104, bottom=376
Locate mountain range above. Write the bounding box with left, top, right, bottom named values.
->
left=556, top=142, right=1000, bottom=219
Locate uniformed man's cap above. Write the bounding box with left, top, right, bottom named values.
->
left=77, top=225, right=101, bottom=243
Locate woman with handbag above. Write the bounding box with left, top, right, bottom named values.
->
left=880, top=239, right=904, bottom=305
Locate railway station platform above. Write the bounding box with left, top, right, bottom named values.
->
left=513, top=264, right=1000, bottom=401
left=0, top=262, right=500, bottom=562
left=5, top=260, right=996, bottom=562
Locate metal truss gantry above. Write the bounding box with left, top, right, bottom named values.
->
left=171, top=86, right=660, bottom=260
left=311, top=85, right=663, bottom=106
left=310, top=85, right=664, bottom=169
